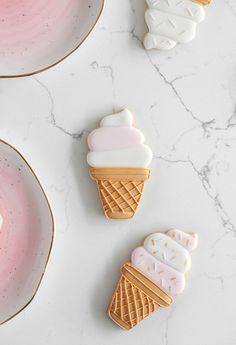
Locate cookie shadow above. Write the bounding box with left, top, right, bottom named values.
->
left=88, top=227, right=149, bottom=332
left=89, top=246, right=130, bottom=332
left=71, top=132, right=102, bottom=220
left=129, top=0, right=148, bottom=46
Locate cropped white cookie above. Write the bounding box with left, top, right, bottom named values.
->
left=144, top=0, right=206, bottom=50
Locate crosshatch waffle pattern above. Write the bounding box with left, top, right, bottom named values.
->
left=97, top=179, right=144, bottom=218
left=109, top=274, right=159, bottom=330
left=90, top=168, right=151, bottom=219
left=108, top=263, right=173, bottom=330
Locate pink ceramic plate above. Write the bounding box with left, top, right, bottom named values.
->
left=0, top=140, right=54, bottom=324
left=0, top=0, right=104, bottom=77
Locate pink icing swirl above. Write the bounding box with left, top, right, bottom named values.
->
left=131, top=247, right=185, bottom=296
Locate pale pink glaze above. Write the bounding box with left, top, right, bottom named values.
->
left=0, top=0, right=77, bottom=56
left=0, top=156, right=40, bottom=299
left=87, top=127, right=144, bottom=152
left=131, top=247, right=185, bottom=296
left=167, top=229, right=198, bottom=251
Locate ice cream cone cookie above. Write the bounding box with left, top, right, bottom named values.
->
left=143, top=0, right=211, bottom=51
left=87, top=109, right=153, bottom=220
left=108, top=229, right=198, bottom=330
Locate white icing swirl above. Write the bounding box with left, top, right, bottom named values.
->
left=144, top=0, right=205, bottom=51
left=87, top=109, right=153, bottom=168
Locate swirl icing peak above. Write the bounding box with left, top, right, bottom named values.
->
left=87, top=109, right=153, bottom=168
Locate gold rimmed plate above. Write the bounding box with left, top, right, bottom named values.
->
left=0, top=0, right=104, bottom=77
left=0, top=140, right=54, bottom=324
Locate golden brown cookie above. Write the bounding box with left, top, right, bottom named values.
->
left=192, top=0, right=212, bottom=5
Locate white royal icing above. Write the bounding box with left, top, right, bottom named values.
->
left=87, top=109, right=153, bottom=168
left=144, top=33, right=177, bottom=50
left=144, top=232, right=191, bottom=273
left=144, top=0, right=205, bottom=50
left=167, top=229, right=199, bottom=251
left=146, top=0, right=205, bottom=22
left=100, top=109, right=133, bottom=127
left=87, top=144, right=153, bottom=168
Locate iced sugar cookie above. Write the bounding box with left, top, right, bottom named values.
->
left=87, top=109, right=153, bottom=220
left=108, top=229, right=198, bottom=330
left=144, top=0, right=211, bottom=51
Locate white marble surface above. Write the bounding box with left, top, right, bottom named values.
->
left=0, top=0, right=236, bottom=344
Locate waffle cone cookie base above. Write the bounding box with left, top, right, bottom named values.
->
left=107, top=263, right=173, bottom=330
left=90, top=168, right=151, bottom=219
left=192, top=0, right=211, bottom=5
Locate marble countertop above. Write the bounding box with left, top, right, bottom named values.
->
left=1, top=0, right=236, bottom=344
